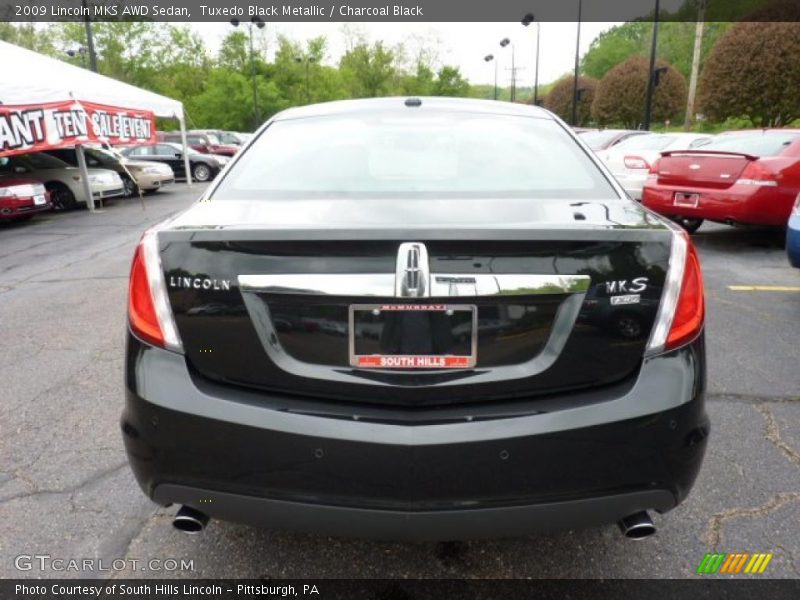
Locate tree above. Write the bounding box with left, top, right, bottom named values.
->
left=591, top=56, right=687, bottom=128
left=697, top=3, right=800, bottom=126
left=544, top=75, right=598, bottom=125
left=582, top=21, right=730, bottom=80
left=339, top=42, right=397, bottom=98
left=218, top=31, right=249, bottom=73
left=433, top=66, right=470, bottom=97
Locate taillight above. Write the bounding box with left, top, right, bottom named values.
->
left=646, top=158, right=661, bottom=180
left=736, top=162, right=778, bottom=187
left=624, top=155, right=650, bottom=170
left=127, top=230, right=183, bottom=352
left=646, top=229, right=705, bottom=354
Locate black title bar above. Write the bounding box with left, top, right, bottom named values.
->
left=1, top=0, right=798, bottom=23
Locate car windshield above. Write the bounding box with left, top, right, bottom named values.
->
left=164, top=143, right=201, bottom=156
left=15, top=153, right=71, bottom=170
left=702, top=132, right=800, bottom=157
left=578, top=130, right=625, bottom=150
left=85, top=148, right=118, bottom=164
left=213, top=112, right=617, bottom=200
left=614, top=134, right=677, bottom=152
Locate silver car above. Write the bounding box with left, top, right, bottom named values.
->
left=0, top=153, right=125, bottom=210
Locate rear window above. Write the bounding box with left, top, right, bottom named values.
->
left=703, top=132, right=800, bottom=157
left=614, top=134, right=676, bottom=152
left=212, top=112, right=618, bottom=200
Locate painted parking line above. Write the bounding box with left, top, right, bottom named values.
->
left=727, top=285, right=800, bottom=292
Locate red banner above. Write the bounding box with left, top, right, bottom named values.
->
left=0, top=100, right=157, bottom=157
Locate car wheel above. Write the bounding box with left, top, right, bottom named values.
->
left=121, top=175, right=138, bottom=197
left=46, top=182, right=77, bottom=211
left=671, top=217, right=704, bottom=234
left=192, top=164, right=211, bottom=182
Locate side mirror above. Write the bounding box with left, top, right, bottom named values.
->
left=174, top=152, right=183, bottom=159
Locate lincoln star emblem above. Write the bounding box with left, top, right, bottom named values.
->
left=395, top=242, right=430, bottom=297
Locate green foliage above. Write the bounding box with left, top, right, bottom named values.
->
left=582, top=21, right=731, bottom=80
left=591, top=56, right=687, bottom=128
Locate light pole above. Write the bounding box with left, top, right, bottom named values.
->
left=81, top=0, right=97, bottom=72
left=643, top=0, right=661, bottom=131
left=294, top=55, right=317, bottom=104
left=572, top=0, right=583, bottom=126
left=231, top=16, right=266, bottom=130
left=521, top=13, right=541, bottom=106
left=66, top=46, right=88, bottom=69
left=484, top=54, right=497, bottom=101
left=500, top=38, right=515, bottom=102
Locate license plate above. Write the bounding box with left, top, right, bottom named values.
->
left=33, top=194, right=46, bottom=205
left=674, top=192, right=699, bottom=208
left=349, top=303, right=477, bottom=369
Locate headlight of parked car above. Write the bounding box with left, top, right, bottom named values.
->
left=143, top=166, right=162, bottom=174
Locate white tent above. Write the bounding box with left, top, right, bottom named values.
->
left=0, top=40, right=192, bottom=205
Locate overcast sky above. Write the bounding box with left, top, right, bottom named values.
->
left=189, top=21, right=621, bottom=88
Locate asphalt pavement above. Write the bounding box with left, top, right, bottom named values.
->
left=0, top=186, right=798, bottom=579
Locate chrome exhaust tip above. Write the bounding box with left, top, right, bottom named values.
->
left=172, top=505, right=209, bottom=534
left=618, top=511, right=656, bottom=540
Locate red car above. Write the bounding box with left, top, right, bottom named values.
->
left=0, top=177, right=52, bottom=221
left=642, top=129, right=800, bottom=232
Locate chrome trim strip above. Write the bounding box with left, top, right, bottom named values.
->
left=239, top=274, right=395, bottom=297
left=240, top=290, right=587, bottom=386
left=238, top=273, right=590, bottom=297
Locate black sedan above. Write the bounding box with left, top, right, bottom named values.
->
left=119, top=142, right=228, bottom=182
left=122, top=98, right=708, bottom=541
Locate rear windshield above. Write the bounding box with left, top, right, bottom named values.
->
left=614, top=134, right=676, bottom=152
left=703, top=132, right=800, bottom=157
left=212, top=112, right=618, bottom=200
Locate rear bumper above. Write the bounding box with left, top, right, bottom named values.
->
left=0, top=197, right=51, bottom=218
left=642, top=185, right=791, bottom=226
left=135, top=173, right=174, bottom=190
left=122, top=333, right=708, bottom=539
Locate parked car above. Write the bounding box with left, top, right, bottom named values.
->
left=45, top=146, right=174, bottom=197
left=0, top=152, right=124, bottom=210
left=120, top=143, right=228, bottom=182
left=577, top=129, right=649, bottom=151
left=600, top=133, right=713, bottom=200
left=218, top=131, right=249, bottom=146
left=787, top=194, right=800, bottom=268
left=642, top=129, right=800, bottom=232
left=123, top=98, right=707, bottom=541
left=0, top=171, right=52, bottom=221
left=157, top=131, right=238, bottom=157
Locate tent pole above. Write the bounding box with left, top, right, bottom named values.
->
left=75, top=144, right=96, bottom=212
left=179, top=113, right=192, bottom=186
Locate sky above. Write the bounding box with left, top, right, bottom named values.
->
left=188, top=21, right=621, bottom=88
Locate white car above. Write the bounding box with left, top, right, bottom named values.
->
left=599, top=133, right=713, bottom=200
left=0, top=153, right=124, bottom=210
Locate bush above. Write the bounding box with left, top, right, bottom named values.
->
left=591, top=56, right=687, bottom=128
left=697, top=3, right=800, bottom=126
left=543, top=75, right=598, bottom=126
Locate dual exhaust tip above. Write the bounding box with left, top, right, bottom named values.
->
left=171, top=505, right=656, bottom=539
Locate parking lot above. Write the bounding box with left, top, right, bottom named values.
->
left=0, top=184, right=798, bottom=579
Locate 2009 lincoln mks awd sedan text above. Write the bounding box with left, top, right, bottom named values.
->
left=122, top=98, right=708, bottom=541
